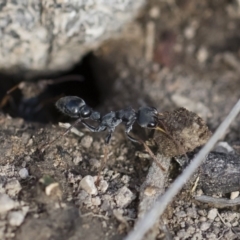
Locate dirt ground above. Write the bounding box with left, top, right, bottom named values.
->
left=1, top=0, right=240, bottom=239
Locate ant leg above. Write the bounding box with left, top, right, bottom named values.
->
left=96, top=130, right=113, bottom=185
left=126, top=132, right=141, bottom=144
left=40, top=118, right=82, bottom=152
left=81, top=121, right=106, bottom=133
left=127, top=132, right=166, bottom=171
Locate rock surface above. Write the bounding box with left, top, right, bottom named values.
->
left=0, top=0, right=145, bottom=78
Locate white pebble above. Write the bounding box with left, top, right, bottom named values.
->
left=80, top=175, right=98, bottom=195
left=115, top=186, right=136, bottom=208
left=230, top=191, right=239, bottom=199
left=19, top=168, right=29, bottom=179
left=81, top=136, right=93, bottom=148
left=8, top=211, right=25, bottom=226
left=207, top=208, right=218, bottom=220
left=0, top=193, right=16, bottom=213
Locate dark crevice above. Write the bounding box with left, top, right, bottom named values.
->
left=0, top=52, right=114, bottom=123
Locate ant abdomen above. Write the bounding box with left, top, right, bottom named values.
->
left=56, top=96, right=87, bottom=118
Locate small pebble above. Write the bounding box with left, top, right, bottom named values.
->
left=91, top=196, right=101, bottom=206
left=230, top=191, right=239, bottom=199
left=207, top=208, right=218, bottom=220
left=149, top=7, right=160, bottom=18
left=89, top=158, right=101, bottom=168
left=98, top=180, right=109, bottom=193
left=73, top=156, right=82, bottom=165
left=197, top=47, right=208, bottom=63
left=199, top=216, right=207, bottom=222
left=115, top=186, right=136, bottom=208
left=206, top=233, right=216, bottom=239
left=0, top=194, right=16, bottom=213
left=19, top=168, right=29, bottom=179
left=175, top=210, right=187, bottom=218
left=102, top=221, right=107, bottom=228
left=187, top=226, right=196, bottom=235
left=80, top=175, right=98, bottom=195
left=121, top=175, right=130, bottom=184
left=81, top=136, right=93, bottom=148
left=186, top=207, right=197, bottom=218
left=144, top=186, right=157, bottom=196
left=8, top=211, right=25, bottom=226
left=5, top=179, right=22, bottom=197
left=200, top=221, right=211, bottom=231
left=198, top=209, right=207, bottom=216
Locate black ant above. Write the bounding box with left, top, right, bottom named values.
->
left=41, top=96, right=210, bottom=183
left=51, top=96, right=167, bottom=173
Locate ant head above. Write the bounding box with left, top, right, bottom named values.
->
left=137, top=106, right=158, bottom=129
left=56, top=96, right=87, bottom=118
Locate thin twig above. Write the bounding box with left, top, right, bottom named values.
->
left=125, top=99, right=240, bottom=240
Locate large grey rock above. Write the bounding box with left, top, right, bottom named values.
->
left=0, top=0, right=145, bottom=77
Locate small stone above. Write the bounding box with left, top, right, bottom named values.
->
left=81, top=136, right=93, bottom=148
left=200, top=221, right=211, bottom=231
left=98, top=180, right=109, bottom=193
left=230, top=191, right=239, bottom=199
left=91, top=196, right=101, bottom=206
left=77, top=190, right=92, bottom=206
left=186, top=207, right=197, bottom=218
left=0, top=194, right=16, bottom=213
left=8, top=211, right=25, bottom=226
left=206, top=233, right=216, bottom=239
left=121, top=175, right=130, bottom=184
left=175, top=211, right=187, bottom=218
left=19, top=168, right=29, bottom=179
left=80, top=175, right=98, bottom=195
left=184, top=25, right=196, bottom=40
left=177, top=230, right=189, bottom=238
left=73, top=156, right=82, bottom=165
left=102, top=221, right=107, bottom=228
left=5, top=179, right=22, bottom=197
left=207, top=208, right=218, bottom=220
left=198, top=209, right=207, bottom=216
left=192, top=232, right=203, bottom=240
left=149, top=7, right=160, bottom=18
left=101, top=194, right=113, bottom=211
left=115, top=186, right=136, bottom=208
left=89, top=158, right=101, bottom=168
left=199, top=216, right=207, bottom=222
left=144, top=186, right=157, bottom=196
left=186, top=226, right=196, bottom=235
left=197, top=47, right=208, bottom=63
